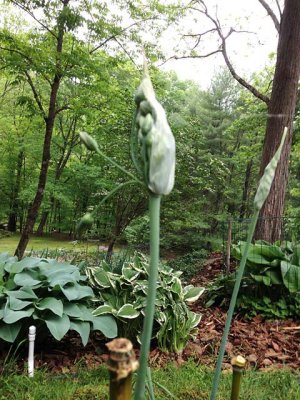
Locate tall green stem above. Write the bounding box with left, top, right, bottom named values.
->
left=134, top=194, right=161, bottom=400
left=210, top=210, right=259, bottom=400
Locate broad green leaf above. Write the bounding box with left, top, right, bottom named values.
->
left=92, top=315, right=117, bottom=338
left=14, top=271, right=41, bottom=287
left=170, top=277, right=183, bottom=296
left=9, top=297, right=32, bottom=311
left=63, top=303, right=82, bottom=318
left=3, top=307, right=34, bottom=324
left=35, top=298, right=63, bottom=317
left=5, top=257, right=41, bottom=274
left=76, top=304, right=94, bottom=322
left=184, top=286, right=205, bottom=303
left=5, top=287, right=38, bottom=300
left=45, top=314, right=70, bottom=341
left=0, top=321, right=22, bottom=343
left=117, top=304, right=140, bottom=319
left=70, top=320, right=90, bottom=346
left=61, top=283, right=94, bottom=301
left=281, top=261, right=300, bottom=293
left=93, top=304, right=114, bottom=316
left=92, top=270, right=112, bottom=288
left=122, top=266, right=140, bottom=282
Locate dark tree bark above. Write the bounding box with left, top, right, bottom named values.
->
left=254, top=0, right=300, bottom=241
left=15, top=1, right=70, bottom=259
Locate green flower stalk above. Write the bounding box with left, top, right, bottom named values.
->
left=210, top=127, right=288, bottom=400
left=133, top=64, right=175, bottom=400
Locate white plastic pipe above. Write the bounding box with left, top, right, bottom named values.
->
left=28, top=325, right=36, bottom=377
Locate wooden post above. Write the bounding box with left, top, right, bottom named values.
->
left=230, top=355, right=246, bottom=400
left=106, top=338, right=138, bottom=400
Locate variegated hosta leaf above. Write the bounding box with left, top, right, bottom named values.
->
left=117, top=304, right=140, bottom=319
left=93, top=304, right=115, bottom=316
left=184, top=286, right=205, bottom=304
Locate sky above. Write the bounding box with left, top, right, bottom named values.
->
left=159, top=0, right=281, bottom=88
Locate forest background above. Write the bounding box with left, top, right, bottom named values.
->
left=1, top=0, right=299, bottom=258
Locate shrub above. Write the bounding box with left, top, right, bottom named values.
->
left=86, top=252, right=205, bottom=353
left=0, top=252, right=117, bottom=345
left=166, top=249, right=208, bottom=282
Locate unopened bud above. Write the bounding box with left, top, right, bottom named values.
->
left=76, top=212, right=94, bottom=234
left=79, top=131, right=99, bottom=152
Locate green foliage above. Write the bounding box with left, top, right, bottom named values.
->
left=232, top=240, right=300, bottom=293
left=86, top=252, right=204, bottom=353
left=166, top=249, right=208, bottom=281
left=0, top=252, right=117, bottom=344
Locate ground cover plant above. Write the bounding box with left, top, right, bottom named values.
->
left=87, top=252, right=204, bottom=352
left=0, top=253, right=117, bottom=345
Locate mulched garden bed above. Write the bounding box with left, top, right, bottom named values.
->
left=1, top=253, right=299, bottom=373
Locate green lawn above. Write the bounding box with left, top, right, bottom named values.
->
left=0, top=362, right=299, bottom=399
left=0, top=233, right=104, bottom=255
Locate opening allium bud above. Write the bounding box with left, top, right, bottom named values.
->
left=79, top=131, right=99, bottom=152
left=135, top=70, right=175, bottom=195
left=76, top=212, right=94, bottom=234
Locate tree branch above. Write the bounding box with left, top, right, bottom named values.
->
left=10, top=1, right=58, bottom=38
left=258, top=0, right=280, bottom=33
left=24, top=71, right=46, bottom=119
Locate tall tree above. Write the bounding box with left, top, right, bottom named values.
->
left=175, top=0, right=300, bottom=241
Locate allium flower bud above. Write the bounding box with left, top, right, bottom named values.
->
left=76, top=212, right=94, bottom=234
left=135, top=69, right=175, bottom=195
left=79, top=131, right=99, bottom=152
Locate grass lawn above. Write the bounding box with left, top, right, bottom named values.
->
left=0, top=362, right=299, bottom=400
left=0, top=233, right=104, bottom=255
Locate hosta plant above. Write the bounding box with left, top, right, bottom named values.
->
left=0, top=252, right=117, bottom=345
left=86, top=252, right=204, bottom=353
left=232, top=240, right=300, bottom=293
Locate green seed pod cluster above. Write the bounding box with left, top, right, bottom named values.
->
left=254, top=127, right=287, bottom=211
left=76, top=212, right=94, bottom=234
left=135, top=68, right=175, bottom=195
left=79, top=131, right=99, bottom=152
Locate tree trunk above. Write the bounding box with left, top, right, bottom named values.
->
left=255, top=0, right=300, bottom=242
left=36, top=210, right=49, bottom=236
left=239, top=159, right=253, bottom=219
left=7, top=148, right=24, bottom=232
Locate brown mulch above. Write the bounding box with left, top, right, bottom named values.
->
left=1, top=253, right=299, bottom=373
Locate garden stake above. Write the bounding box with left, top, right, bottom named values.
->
left=28, top=325, right=36, bottom=378
left=210, top=127, right=287, bottom=400
left=230, top=356, right=246, bottom=400
left=106, top=338, right=138, bottom=400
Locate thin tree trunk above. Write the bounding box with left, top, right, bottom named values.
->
left=255, top=0, right=300, bottom=242
left=7, top=149, right=24, bottom=232
left=14, top=2, right=69, bottom=258
left=239, top=159, right=253, bottom=219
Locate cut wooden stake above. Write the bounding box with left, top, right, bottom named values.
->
left=106, top=338, right=138, bottom=400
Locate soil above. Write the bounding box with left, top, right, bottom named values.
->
left=1, top=253, right=299, bottom=373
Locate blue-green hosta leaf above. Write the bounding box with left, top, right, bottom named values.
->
left=70, top=320, right=90, bottom=346
left=122, top=266, right=140, bottom=282
left=14, top=271, right=41, bottom=287
left=35, top=298, right=63, bottom=317
left=92, top=315, right=117, bottom=338
left=5, top=257, right=41, bottom=274
left=5, top=287, right=38, bottom=299
left=63, top=303, right=82, bottom=318
left=76, top=304, right=94, bottom=322
left=93, top=304, right=115, bottom=316
left=45, top=314, right=70, bottom=341
left=48, top=272, right=79, bottom=288
left=117, top=304, right=140, bottom=319
left=280, top=261, right=300, bottom=293
left=9, top=297, right=32, bottom=311
left=184, top=286, right=205, bottom=303
left=0, top=321, right=22, bottom=343
left=3, top=307, right=34, bottom=324
left=61, top=283, right=94, bottom=301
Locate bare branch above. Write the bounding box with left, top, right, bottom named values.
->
left=258, top=0, right=280, bottom=33
left=10, top=1, right=57, bottom=38
left=55, top=104, right=71, bottom=115
left=113, top=38, right=138, bottom=67
left=275, top=0, right=283, bottom=18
